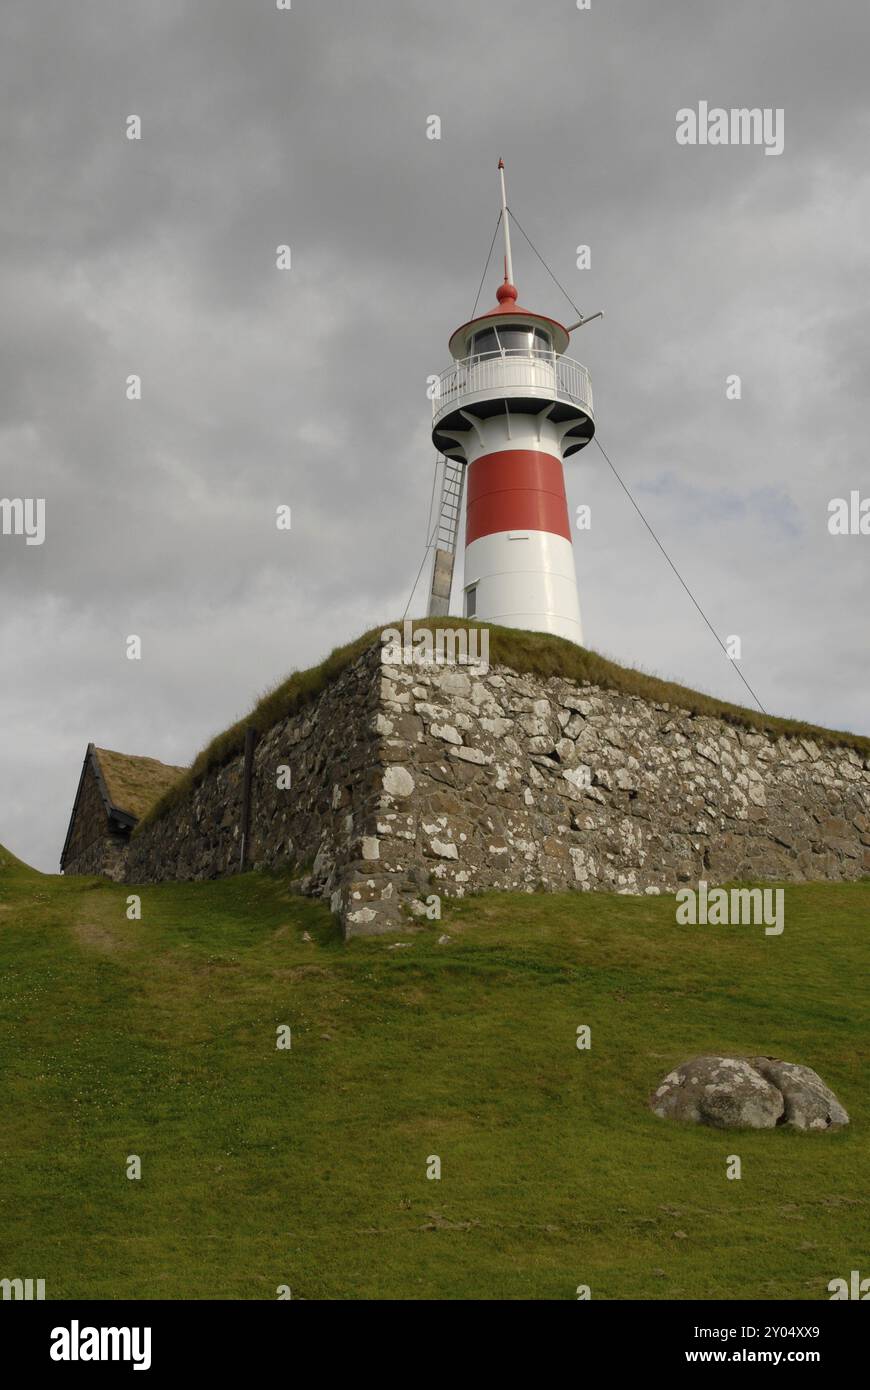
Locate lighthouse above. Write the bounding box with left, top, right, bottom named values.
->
left=429, top=160, right=596, bottom=644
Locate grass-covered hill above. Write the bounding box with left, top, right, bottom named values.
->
left=138, top=618, right=870, bottom=828
left=1, top=845, right=866, bottom=1300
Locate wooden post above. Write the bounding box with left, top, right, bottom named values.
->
left=239, top=726, right=258, bottom=871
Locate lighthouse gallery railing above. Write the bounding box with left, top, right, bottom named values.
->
left=432, top=349, right=593, bottom=422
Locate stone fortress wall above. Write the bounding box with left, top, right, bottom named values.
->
left=122, top=639, right=870, bottom=936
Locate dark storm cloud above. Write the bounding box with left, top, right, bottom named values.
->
left=1, top=0, right=869, bottom=868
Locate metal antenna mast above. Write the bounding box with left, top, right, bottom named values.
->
left=498, top=157, right=514, bottom=284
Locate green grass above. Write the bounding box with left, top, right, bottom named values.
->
left=0, top=845, right=867, bottom=1300
left=136, top=618, right=870, bottom=829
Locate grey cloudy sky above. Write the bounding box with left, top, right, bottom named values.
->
left=2, top=0, right=868, bottom=871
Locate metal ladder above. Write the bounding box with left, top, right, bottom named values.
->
left=427, top=457, right=466, bottom=617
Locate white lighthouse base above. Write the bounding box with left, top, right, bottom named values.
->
left=463, top=529, right=583, bottom=645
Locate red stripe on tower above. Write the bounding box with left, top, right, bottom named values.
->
left=465, top=449, right=572, bottom=545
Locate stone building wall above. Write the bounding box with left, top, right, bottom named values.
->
left=64, top=830, right=130, bottom=881
left=121, top=640, right=870, bottom=936
left=123, top=646, right=386, bottom=923
left=62, top=762, right=129, bottom=881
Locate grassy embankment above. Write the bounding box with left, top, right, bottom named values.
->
left=1, top=842, right=866, bottom=1300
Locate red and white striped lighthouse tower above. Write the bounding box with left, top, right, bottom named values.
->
left=430, top=160, right=596, bottom=644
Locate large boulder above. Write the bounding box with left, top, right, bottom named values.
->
left=650, top=1055, right=849, bottom=1130
left=651, top=1055, right=783, bottom=1129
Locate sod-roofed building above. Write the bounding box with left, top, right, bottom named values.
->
left=60, top=744, right=185, bottom=880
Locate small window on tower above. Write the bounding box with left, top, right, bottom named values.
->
left=495, top=325, right=533, bottom=353
left=465, top=585, right=477, bottom=619
left=470, top=329, right=498, bottom=358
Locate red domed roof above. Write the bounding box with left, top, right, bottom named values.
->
left=447, top=275, right=570, bottom=359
